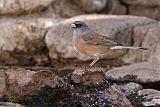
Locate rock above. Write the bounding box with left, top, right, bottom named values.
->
left=105, top=0, right=126, bottom=14
left=0, top=18, right=53, bottom=66
left=107, top=84, right=133, bottom=107
left=0, top=66, right=62, bottom=99
left=52, top=0, right=107, bottom=18
left=0, top=0, right=54, bottom=15
left=0, top=70, right=6, bottom=97
left=52, top=0, right=84, bottom=18
left=121, top=23, right=160, bottom=64
left=45, top=15, right=155, bottom=62
left=119, top=82, right=143, bottom=96
left=57, top=83, right=133, bottom=107
left=128, top=6, right=160, bottom=20
left=105, top=62, right=160, bottom=83
left=71, top=67, right=106, bottom=85
left=138, top=89, right=160, bottom=107
left=121, top=0, right=160, bottom=20
left=74, top=0, right=107, bottom=13
left=122, top=0, right=160, bottom=7
left=30, top=6, right=60, bottom=18
left=0, top=102, right=24, bottom=107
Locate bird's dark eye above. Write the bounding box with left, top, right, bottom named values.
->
left=76, top=24, right=81, bottom=27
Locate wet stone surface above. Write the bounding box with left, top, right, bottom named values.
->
left=70, top=67, right=107, bottom=85
left=0, top=66, right=159, bottom=107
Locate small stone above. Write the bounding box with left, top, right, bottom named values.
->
left=138, top=89, right=160, bottom=107
left=96, top=91, right=110, bottom=99
left=107, top=84, right=133, bottom=107
left=0, top=102, right=24, bottom=107
left=71, top=67, right=106, bottom=85
left=119, top=82, right=143, bottom=96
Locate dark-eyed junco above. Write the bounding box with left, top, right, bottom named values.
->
left=71, top=21, right=147, bottom=66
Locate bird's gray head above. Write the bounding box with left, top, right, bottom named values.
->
left=71, top=21, right=91, bottom=37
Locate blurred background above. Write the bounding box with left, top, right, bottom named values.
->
left=0, top=0, right=159, bottom=67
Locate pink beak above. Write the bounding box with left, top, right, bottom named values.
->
left=71, top=23, right=76, bottom=28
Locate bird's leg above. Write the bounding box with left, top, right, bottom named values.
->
left=90, top=57, right=100, bottom=66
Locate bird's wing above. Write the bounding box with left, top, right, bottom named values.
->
left=82, top=32, right=121, bottom=47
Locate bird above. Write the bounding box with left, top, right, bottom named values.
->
left=70, top=21, right=147, bottom=66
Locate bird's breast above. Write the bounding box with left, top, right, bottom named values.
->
left=74, top=36, right=109, bottom=56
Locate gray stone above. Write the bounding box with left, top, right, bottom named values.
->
left=121, top=23, right=160, bottom=64
left=0, top=18, right=53, bottom=65
left=138, top=89, right=160, bottom=106
left=0, top=0, right=54, bottom=15
left=105, top=62, right=160, bottom=83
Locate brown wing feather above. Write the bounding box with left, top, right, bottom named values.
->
left=82, top=32, right=120, bottom=47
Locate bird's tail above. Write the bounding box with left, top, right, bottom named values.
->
left=110, top=46, right=148, bottom=50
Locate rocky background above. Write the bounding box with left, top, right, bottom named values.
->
left=0, top=0, right=160, bottom=107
